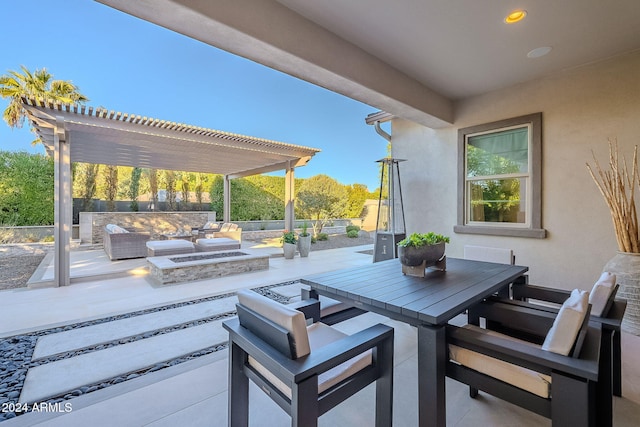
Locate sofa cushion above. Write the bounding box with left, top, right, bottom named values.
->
left=105, top=224, right=128, bottom=234
left=541, top=289, right=589, bottom=356
left=589, top=272, right=616, bottom=317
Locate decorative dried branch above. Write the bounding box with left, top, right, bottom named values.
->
left=586, top=139, right=640, bottom=253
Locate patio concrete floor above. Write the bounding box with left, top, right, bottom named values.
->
left=1, top=241, right=640, bottom=426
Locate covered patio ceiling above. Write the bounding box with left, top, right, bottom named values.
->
left=21, top=96, right=320, bottom=178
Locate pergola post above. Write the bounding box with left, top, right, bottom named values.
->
left=54, top=117, right=72, bottom=286
left=223, top=175, right=231, bottom=223
left=285, top=163, right=295, bottom=231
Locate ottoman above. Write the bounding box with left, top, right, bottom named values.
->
left=195, top=237, right=241, bottom=252
left=146, top=240, right=195, bottom=257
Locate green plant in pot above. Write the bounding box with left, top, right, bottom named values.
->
left=281, top=230, right=297, bottom=259
left=298, top=222, right=312, bottom=257
left=397, top=232, right=450, bottom=267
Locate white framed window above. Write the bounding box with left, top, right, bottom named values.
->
left=455, top=113, right=546, bottom=238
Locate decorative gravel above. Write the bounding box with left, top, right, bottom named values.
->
left=0, top=281, right=298, bottom=421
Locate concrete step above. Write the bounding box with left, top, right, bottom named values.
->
left=20, top=319, right=229, bottom=404
left=32, top=296, right=238, bottom=360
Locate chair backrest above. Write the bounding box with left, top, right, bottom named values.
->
left=541, top=289, right=590, bottom=357
left=236, top=290, right=311, bottom=359
left=463, top=245, right=514, bottom=264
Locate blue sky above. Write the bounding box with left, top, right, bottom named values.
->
left=0, top=1, right=389, bottom=190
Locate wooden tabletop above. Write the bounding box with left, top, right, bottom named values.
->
left=301, top=257, right=528, bottom=326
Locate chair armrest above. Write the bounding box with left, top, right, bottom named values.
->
left=512, top=283, right=570, bottom=304
left=446, top=323, right=600, bottom=381
left=224, top=318, right=393, bottom=385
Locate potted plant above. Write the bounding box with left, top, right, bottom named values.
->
left=281, top=230, right=297, bottom=259
left=298, top=222, right=312, bottom=257
left=397, top=232, right=450, bottom=273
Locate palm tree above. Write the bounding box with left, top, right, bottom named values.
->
left=0, top=65, right=88, bottom=131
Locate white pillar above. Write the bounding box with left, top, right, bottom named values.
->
left=285, top=164, right=295, bottom=231
left=223, top=175, right=231, bottom=223
left=54, top=117, right=71, bottom=286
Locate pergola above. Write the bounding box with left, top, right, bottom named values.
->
left=21, top=96, right=320, bottom=286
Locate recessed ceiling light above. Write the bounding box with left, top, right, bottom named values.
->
left=527, top=46, right=552, bottom=58
left=505, top=10, right=527, bottom=24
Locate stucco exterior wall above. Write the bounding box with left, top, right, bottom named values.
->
left=392, top=50, right=640, bottom=289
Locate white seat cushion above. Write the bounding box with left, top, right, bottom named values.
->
left=319, top=296, right=352, bottom=317
left=449, top=325, right=552, bottom=398
left=542, top=289, right=589, bottom=355
left=250, top=322, right=372, bottom=399
left=195, top=237, right=239, bottom=247
left=146, top=240, right=194, bottom=250
left=589, top=272, right=616, bottom=317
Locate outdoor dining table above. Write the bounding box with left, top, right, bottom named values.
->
left=301, top=257, right=529, bottom=427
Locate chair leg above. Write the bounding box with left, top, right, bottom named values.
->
left=228, top=342, right=249, bottom=427
left=552, top=374, right=596, bottom=427
left=613, top=329, right=622, bottom=397
left=469, top=387, right=479, bottom=398
left=375, top=334, right=394, bottom=427
left=291, top=378, right=319, bottom=427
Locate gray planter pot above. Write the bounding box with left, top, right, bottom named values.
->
left=298, top=235, right=312, bottom=257
left=398, top=242, right=446, bottom=267
left=283, top=242, right=297, bottom=259
left=604, top=251, right=640, bottom=335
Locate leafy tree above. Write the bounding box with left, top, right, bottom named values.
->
left=73, top=163, right=100, bottom=212
left=179, top=172, right=191, bottom=210
left=164, top=170, right=177, bottom=211
left=345, top=183, right=370, bottom=218
left=296, top=174, right=348, bottom=234
left=128, top=167, right=142, bottom=211
left=0, top=66, right=87, bottom=144
left=0, top=151, right=53, bottom=225
left=194, top=173, right=205, bottom=210
left=104, top=165, right=118, bottom=211
left=148, top=169, right=158, bottom=211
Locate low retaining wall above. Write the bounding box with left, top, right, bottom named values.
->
left=80, top=212, right=216, bottom=244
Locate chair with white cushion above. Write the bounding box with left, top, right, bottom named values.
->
left=508, top=272, right=626, bottom=400
left=448, top=289, right=604, bottom=426
left=223, top=290, right=394, bottom=427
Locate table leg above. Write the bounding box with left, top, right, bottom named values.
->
left=418, top=324, right=447, bottom=427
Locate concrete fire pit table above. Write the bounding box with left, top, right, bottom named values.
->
left=147, top=249, right=269, bottom=285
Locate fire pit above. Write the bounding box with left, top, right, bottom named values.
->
left=147, top=249, right=269, bottom=285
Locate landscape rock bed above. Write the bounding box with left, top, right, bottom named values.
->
left=0, top=282, right=297, bottom=421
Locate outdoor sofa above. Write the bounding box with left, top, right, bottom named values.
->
left=103, top=224, right=150, bottom=260
left=196, top=222, right=242, bottom=242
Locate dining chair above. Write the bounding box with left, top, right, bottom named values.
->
left=448, top=289, right=604, bottom=426
left=507, top=272, right=625, bottom=398
left=223, top=289, right=394, bottom=427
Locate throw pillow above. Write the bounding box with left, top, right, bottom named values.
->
left=541, top=289, right=589, bottom=356
left=589, top=272, right=616, bottom=317
left=105, top=224, right=129, bottom=234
